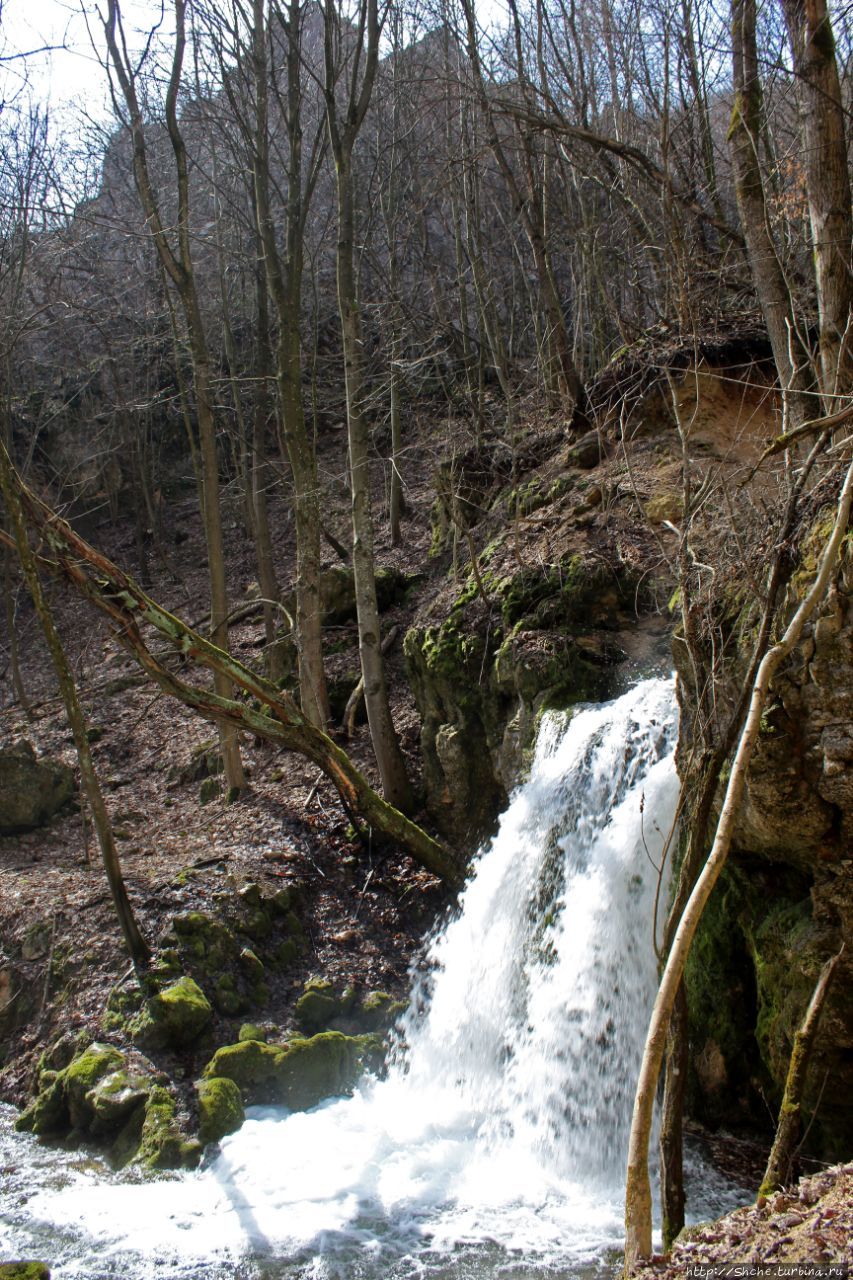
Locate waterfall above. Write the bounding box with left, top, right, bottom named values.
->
left=2, top=676, right=683, bottom=1279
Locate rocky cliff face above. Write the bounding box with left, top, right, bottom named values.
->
left=683, top=541, right=853, bottom=1158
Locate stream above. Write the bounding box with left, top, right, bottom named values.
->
left=0, top=678, right=746, bottom=1279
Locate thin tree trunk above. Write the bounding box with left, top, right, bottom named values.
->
left=779, top=0, right=853, bottom=405
left=759, top=946, right=844, bottom=1196
left=0, top=442, right=150, bottom=973
left=729, top=0, right=813, bottom=426
left=335, top=153, right=413, bottom=812
left=4, top=473, right=461, bottom=889
left=624, top=450, right=853, bottom=1272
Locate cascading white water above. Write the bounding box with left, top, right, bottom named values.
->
left=1, top=676, right=684, bottom=1279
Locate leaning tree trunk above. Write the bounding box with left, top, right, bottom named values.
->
left=3, top=466, right=461, bottom=890
left=0, top=442, right=150, bottom=973
left=624, top=448, right=853, bottom=1272
left=759, top=946, right=844, bottom=1196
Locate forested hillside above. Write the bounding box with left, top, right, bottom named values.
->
left=1, top=0, right=852, bottom=1276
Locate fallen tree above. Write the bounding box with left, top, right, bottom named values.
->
left=2, top=453, right=463, bottom=892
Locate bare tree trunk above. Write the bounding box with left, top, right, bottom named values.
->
left=659, top=980, right=688, bottom=1250
left=759, top=946, right=844, bottom=1196
left=251, top=0, right=330, bottom=726
left=103, top=0, right=244, bottom=793
left=780, top=0, right=853, bottom=405
left=729, top=0, right=813, bottom=426
left=0, top=441, right=150, bottom=973
left=624, top=450, right=853, bottom=1272
left=322, top=0, right=413, bottom=812
left=334, top=153, right=413, bottom=811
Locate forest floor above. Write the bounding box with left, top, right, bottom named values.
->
left=636, top=1161, right=853, bottom=1272
left=1, top=389, right=851, bottom=1269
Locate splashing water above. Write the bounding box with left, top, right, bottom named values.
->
left=1, top=677, right=717, bottom=1280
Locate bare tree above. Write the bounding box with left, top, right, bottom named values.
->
left=101, top=0, right=245, bottom=792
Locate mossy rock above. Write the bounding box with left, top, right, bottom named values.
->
left=16, top=1042, right=136, bottom=1139
left=199, top=777, right=222, bottom=805
left=196, top=1076, right=245, bottom=1145
left=130, top=976, right=213, bottom=1051
left=0, top=1264, right=51, bottom=1279
left=0, top=741, right=75, bottom=834
left=138, top=1086, right=201, bottom=1170
left=87, top=1069, right=151, bottom=1137
left=212, top=973, right=244, bottom=1016
left=238, top=1023, right=269, bottom=1042
left=355, top=991, right=407, bottom=1032
left=169, top=912, right=249, bottom=1012
left=64, top=1043, right=127, bottom=1130
left=15, top=1073, right=67, bottom=1136
left=645, top=493, right=683, bottom=524
left=294, top=979, right=344, bottom=1033
left=203, top=1031, right=383, bottom=1110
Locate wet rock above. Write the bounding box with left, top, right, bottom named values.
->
left=137, top=1085, right=201, bottom=1170
left=63, top=1043, right=127, bottom=1130
left=196, top=1076, right=245, bottom=1145
left=0, top=742, right=74, bottom=834
left=87, top=1070, right=151, bottom=1137
left=203, top=1031, right=383, bottom=1109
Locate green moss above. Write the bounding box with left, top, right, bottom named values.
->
left=294, top=979, right=342, bottom=1032
left=791, top=505, right=852, bottom=597
left=130, top=976, right=213, bottom=1051
left=15, top=1074, right=66, bottom=1136
left=274, top=938, right=300, bottom=968
left=196, top=1076, right=245, bottom=1145
left=744, top=898, right=818, bottom=1085
left=355, top=991, right=407, bottom=1032
left=213, top=973, right=243, bottom=1016
left=137, top=1086, right=200, bottom=1170
left=199, top=777, right=221, bottom=805
left=238, top=1022, right=267, bottom=1042
left=203, top=1032, right=383, bottom=1110
left=685, top=868, right=756, bottom=1071
left=17, top=1042, right=133, bottom=1138
left=0, top=1264, right=51, bottom=1279
left=64, top=1043, right=126, bottom=1130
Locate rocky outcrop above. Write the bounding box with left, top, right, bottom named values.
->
left=405, top=553, right=663, bottom=845
left=0, top=742, right=74, bottom=834
left=682, top=544, right=853, bottom=1158
left=15, top=1037, right=201, bottom=1170
left=203, top=1031, right=382, bottom=1109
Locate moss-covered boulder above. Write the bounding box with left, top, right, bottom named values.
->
left=0, top=1264, right=51, bottom=1279
left=203, top=1031, right=383, bottom=1110
left=129, top=976, right=213, bottom=1051
left=137, top=1085, right=201, bottom=1170
left=0, top=741, right=74, bottom=834
left=354, top=991, right=407, bottom=1033
left=294, top=979, right=347, bottom=1033
left=196, top=1076, right=245, bottom=1145
left=61, top=1043, right=126, bottom=1131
